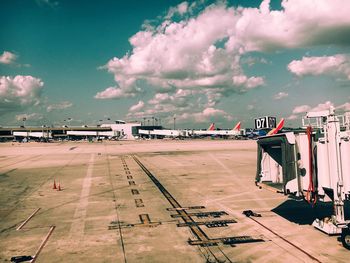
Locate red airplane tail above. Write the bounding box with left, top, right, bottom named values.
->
left=267, top=118, right=285, bottom=135
left=232, top=122, right=241, bottom=131
left=207, top=123, right=215, bottom=131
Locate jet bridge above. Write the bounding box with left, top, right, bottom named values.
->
left=256, top=108, right=350, bottom=249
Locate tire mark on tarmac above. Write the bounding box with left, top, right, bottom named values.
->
left=0, top=155, right=42, bottom=173
left=0, top=152, right=83, bottom=224
left=69, top=153, right=94, bottom=241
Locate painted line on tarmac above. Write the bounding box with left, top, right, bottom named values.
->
left=158, top=156, right=183, bottom=166
left=31, top=225, right=55, bottom=263
left=69, top=153, right=95, bottom=240
left=16, top=208, right=41, bottom=230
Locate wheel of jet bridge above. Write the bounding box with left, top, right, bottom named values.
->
left=341, top=228, right=350, bottom=250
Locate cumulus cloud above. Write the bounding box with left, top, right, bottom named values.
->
left=273, top=92, right=288, bottom=100
left=47, top=101, right=73, bottom=112
left=129, top=101, right=145, bottom=112
left=97, top=0, right=350, bottom=124
left=0, top=51, right=17, bottom=65
left=288, top=55, right=350, bottom=79
left=96, top=3, right=265, bottom=103
left=0, top=75, right=44, bottom=114
left=231, top=0, right=350, bottom=52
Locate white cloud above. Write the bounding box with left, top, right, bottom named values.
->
left=96, top=3, right=264, bottom=102
left=94, top=86, right=137, bottom=99
left=0, top=75, right=44, bottom=114
left=273, top=92, right=288, bottom=100
left=231, top=0, right=350, bottom=52
left=166, top=2, right=189, bottom=18
left=292, top=105, right=311, bottom=114
left=0, top=51, right=17, bottom=65
left=232, top=75, right=265, bottom=90
left=15, top=113, right=43, bottom=122
left=289, top=101, right=337, bottom=120
left=96, top=0, right=350, bottom=124
left=337, top=102, right=350, bottom=111
left=177, top=107, right=233, bottom=123
left=310, top=101, right=334, bottom=112
left=98, top=0, right=350, bottom=100
left=288, top=55, right=350, bottom=79
left=129, top=101, right=145, bottom=112
left=47, top=101, right=73, bottom=112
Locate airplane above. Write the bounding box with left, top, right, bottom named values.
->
left=138, top=121, right=244, bottom=139
left=193, top=122, right=243, bottom=137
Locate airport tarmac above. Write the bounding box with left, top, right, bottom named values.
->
left=0, top=140, right=349, bottom=262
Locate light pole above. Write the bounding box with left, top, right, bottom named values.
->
left=173, top=117, right=176, bottom=130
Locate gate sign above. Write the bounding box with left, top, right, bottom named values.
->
left=254, top=116, right=276, bottom=130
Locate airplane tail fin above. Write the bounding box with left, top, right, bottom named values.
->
left=232, top=121, right=241, bottom=131
left=267, top=118, right=285, bottom=135
left=207, top=123, right=215, bottom=131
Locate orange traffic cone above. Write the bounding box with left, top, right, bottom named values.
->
left=57, top=181, right=62, bottom=191
left=53, top=179, right=57, bottom=189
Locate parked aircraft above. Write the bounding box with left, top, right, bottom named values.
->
left=138, top=121, right=243, bottom=139
left=193, top=122, right=243, bottom=137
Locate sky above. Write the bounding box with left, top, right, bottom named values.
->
left=1, top=0, right=350, bottom=129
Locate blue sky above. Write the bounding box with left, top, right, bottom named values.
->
left=1, top=0, right=349, bottom=128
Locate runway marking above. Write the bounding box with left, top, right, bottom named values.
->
left=16, top=208, right=41, bottom=230
left=69, top=153, right=94, bottom=241
left=31, top=226, right=55, bottom=263
left=128, top=180, right=136, bottom=185
left=159, top=156, right=183, bottom=166
left=208, top=153, right=271, bottom=208
left=206, top=190, right=261, bottom=203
